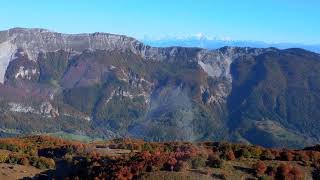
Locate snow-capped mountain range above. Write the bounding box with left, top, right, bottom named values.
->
left=141, top=34, right=320, bottom=53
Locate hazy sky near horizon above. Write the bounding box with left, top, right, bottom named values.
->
left=0, top=0, right=319, bottom=44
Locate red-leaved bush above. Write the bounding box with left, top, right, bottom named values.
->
left=252, top=161, right=267, bottom=176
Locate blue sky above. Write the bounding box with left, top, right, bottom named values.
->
left=0, top=0, right=319, bottom=44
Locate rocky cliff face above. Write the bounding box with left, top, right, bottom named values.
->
left=0, top=28, right=319, bottom=148
left=0, top=28, right=273, bottom=83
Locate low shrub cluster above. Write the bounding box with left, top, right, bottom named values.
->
left=5, top=152, right=56, bottom=169
left=0, top=136, right=87, bottom=170
left=252, top=161, right=267, bottom=176
left=252, top=163, right=305, bottom=180
left=207, top=154, right=224, bottom=168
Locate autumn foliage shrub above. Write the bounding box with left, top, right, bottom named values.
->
left=30, top=156, right=55, bottom=169
left=6, top=152, right=54, bottom=169
left=249, top=147, right=262, bottom=159
left=275, top=164, right=304, bottom=180
left=266, top=166, right=277, bottom=177
left=308, top=151, right=320, bottom=163
left=276, top=163, right=291, bottom=179
left=174, top=160, right=189, bottom=172
left=190, top=156, right=206, bottom=169
left=237, top=148, right=251, bottom=158
left=142, top=143, right=155, bottom=152
left=224, top=150, right=235, bottom=160
left=220, top=142, right=233, bottom=151
left=260, top=150, right=275, bottom=160
left=163, top=157, right=177, bottom=171
left=252, top=161, right=267, bottom=176
left=313, top=159, right=320, bottom=170
left=294, top=151, right=310, bottom=165
left=289, top=166, right=304, bottom=180
left=19, top=157, right=30, bottom=166
left=8, top=153, right=22, bottom=164
left=0, top=141, right=20, bottom=152
left=207, top=154, right=224, bottom=168
left=280, top=150, right=294, bottom=161
left=0, top=151, right=9, bottom=163
left=164, top=144, right=175, bottom=153
left=271, top=150, right=281, bottom=160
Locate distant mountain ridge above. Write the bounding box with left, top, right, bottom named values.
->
left=0, top=28, right=320, bottom=149
left=142, top=35, right=320, bottom=53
